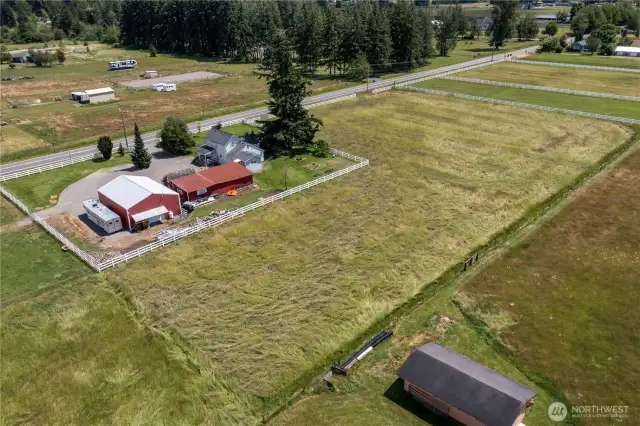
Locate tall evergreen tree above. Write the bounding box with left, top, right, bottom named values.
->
left=366, top=3, right=392, bottom=69
left=294, top=2, right=325, bottom=74
left=257, top=31, right=322, bottom=157
left=322, top=6, right=341, bottom=75
left=487, top=0, right=517, bottom=47
left=390, top=0, right=422, bottom=67
left=131, top=123, right=152, bottom=169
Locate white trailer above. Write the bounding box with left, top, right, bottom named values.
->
left=83, top=199, right=123, bottom=234
left=152, top=83, right=177, bottom=92
left=108, top=59, right=137, bottom=70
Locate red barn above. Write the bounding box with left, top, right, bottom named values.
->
left=167, top=162, right=254, bottom=201
left=97, top=175, right=181, bottom=230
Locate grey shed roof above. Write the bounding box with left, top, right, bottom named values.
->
left=397, top=343, right=537, bottom=426
left=205, top=127, right=241, bottom=147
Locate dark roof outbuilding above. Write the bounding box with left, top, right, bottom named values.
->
left=397, top=343, right=537, bottom=426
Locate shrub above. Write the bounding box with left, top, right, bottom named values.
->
left=97, top=136, right=113, bottom=160
left=601, top=43, right=616, bottom=56
left=149, top=44, right=157, bottom=57
left=544, top=21, right=558, bottom=36
left=9, top=63, right=16, bottom=69
left=83, top=41, right=88, bottom=47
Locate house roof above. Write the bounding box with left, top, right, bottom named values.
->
left=85, top=87, right=114, bottom=96
left=205, top=127, right=241, bottom=146
left=98, top=175, right=178, bottom=209
left=396, top=343, right=537, bottom=426
left=199, top=162, right=253, bottom=184
left=171, top=173, right=214, bottom=193
left=615, top=46, right=640, bottom=53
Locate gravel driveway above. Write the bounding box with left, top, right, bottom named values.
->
left=39, top=152, right=197, bottom=218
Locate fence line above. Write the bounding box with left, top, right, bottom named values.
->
left=509, top=59, right=640, bottom=74
left=0, top=185, right=101, bottom=271
left=96, top=148, right=368, bottom=270
left=398, top=86, right=640, bottom=125
left=370, top=59, right=504, bottom=94
left=440, top=76, right=640, bottom=102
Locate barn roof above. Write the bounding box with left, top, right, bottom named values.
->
left=397, top=343, right=536, bottom=426
left=171, top=173, right=214, bottom=193
left=85, top=87, right=114, bottom=96
left=98, top=175, right=177, bottom=209
left=615, top=46, right=640, bottom=53
left=199, top=162, right=253, bottom=184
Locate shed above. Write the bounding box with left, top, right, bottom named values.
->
left=614, top=46, right=640, bottom=57
left=144, top=70, right=158, bottom=78
left=397, top=343, right=537, bottom=426
left=97, top=175, right=181, bottom=231
left=166, top=162, right=254, bottom=201
left=84, top=87, right=115, bottom=104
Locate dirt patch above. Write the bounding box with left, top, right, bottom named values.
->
left=0, top=217, right=32, bottom=234
left=47, top=213, right=100, bottom=245
left=430, top=314, right=457, bottom=338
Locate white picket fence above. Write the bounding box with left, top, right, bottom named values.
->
left=370, top=59, right=505, bottom=94
left=95, top=147, right=369, bottom=270
left=440, top=76, right=640, bottom=102
left=399, top=86, right=640, bottom=125
left=0, top=185, right=102, bottom=271
left=510, top=59, right=640, bottom=74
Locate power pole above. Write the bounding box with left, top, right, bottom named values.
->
left=284, top=162, right=288, bottom=190
left=118, top=106, right=129, bottom=151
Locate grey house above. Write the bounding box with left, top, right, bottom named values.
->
left=397, top=343, right=537, bottom=426
left=196, top=127, right=264, bottom=172
left=570, top=40, right=589, bottom=52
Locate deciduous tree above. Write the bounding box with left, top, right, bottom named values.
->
left=158, top=116, right=195, bottom=155
left=488, top=1, right=517, bottom=47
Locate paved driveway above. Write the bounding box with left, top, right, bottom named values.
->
left=39, top=152, right=196, bottom=218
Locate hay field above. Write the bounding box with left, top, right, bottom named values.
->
left=0, top=124, right=49, bottom=154
left=107, top=92, right=631, bottom=409
left=0, top=279, right=255, bottom=425
left=458, top=62, right=640, bottom=97
left=458, top=142, right=640, bottom=421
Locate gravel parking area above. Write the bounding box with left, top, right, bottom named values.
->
left=123, top=71, right=224, bottom=89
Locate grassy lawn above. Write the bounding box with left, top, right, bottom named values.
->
left=2, top=155, right=130, bottom=211
left=106, top=92, right=631, bottom=414
left=457, top=142, right=640, bottom=421
left=0, top=196, right=24, bottom=227
left=458, top=61, right=640, bottom=97
left=525, top=52, right=640, bottom=69
left=0, top=224, right=90, bottom=302
left=222, top=122, right=261, bottom=136
left=0, top=124, right=50, bottom=155
left=0, top=279, right=256, bottom=425
left=413, top=79, right=640, bottom=120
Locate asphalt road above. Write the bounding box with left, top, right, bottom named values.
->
left=1, top=47, right=535, bottom=176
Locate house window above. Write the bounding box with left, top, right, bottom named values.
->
left=196, top=188, right=207, bottom=196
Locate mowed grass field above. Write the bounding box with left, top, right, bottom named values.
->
left=106, top=92, right=631, bottom=411
left=526, top=52, right=640, bottom=69
left=0, top=125, right=49, bottom=154
left=0, top=278, right=256, bottom=425
left=458, top=62, right=640, bottom=97
left=457, top=143, right=640, bottom=422
left=413, top=79, right=640, bottom=120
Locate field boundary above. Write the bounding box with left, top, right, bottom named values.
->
left=398, top=86, right=640, bottom=125
left=0, top=147, right=369, bottom=272
left=440, top=75, right=640, bottom=102
left=509, top=58, right=640, bottom=73
left=370, top=59, right=504, bottom=94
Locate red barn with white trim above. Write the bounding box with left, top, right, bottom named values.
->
left=165, top=162, right=254, bottom=201
left=97, top=175, right=181, bottom=230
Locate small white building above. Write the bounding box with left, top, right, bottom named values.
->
left=144, top=70, right=158, bottom=78
left=614, top=46, right=640, bottom=57
left=83, top=199, right=123, bottom=234
left=71, top=87, right=115, bottom=104
left=151, top=83, right=177, bottom=92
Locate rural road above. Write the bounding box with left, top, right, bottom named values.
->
left=0, top=46, right=535, bottom=176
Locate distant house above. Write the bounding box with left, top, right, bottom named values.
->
left=477, top=17, right=491, bottom=32
left=615, top=46, right=640, bottom=57
left=164, top=162, right=254, bottom=201
left=196, top=127, right=264, bottom=172
left=397, top=343, right=537, bottom=426
left=11, top=51, right=30, bottom=63
left=571, top=40, right=589, bottom=52
left=535, top=14, right=557, bottom=21
left=71, top=87, right=115, bottom=104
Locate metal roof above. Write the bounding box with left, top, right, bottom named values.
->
left=199, top=162, right=253, bottom=184
left=397, top=343, right=537, bottom=426
left=205, top=128, right=241, bottom=147
left=615, top=46, right=640, bottom=53
left=85, top=87, right=114, bottom=96
left=131, top=206, right=169, bottom=222
left=171, top=173, right=214, bottom=193
left=82, top=199, right=120, bottom=221
left=98, top=175, right=178, bottom=209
